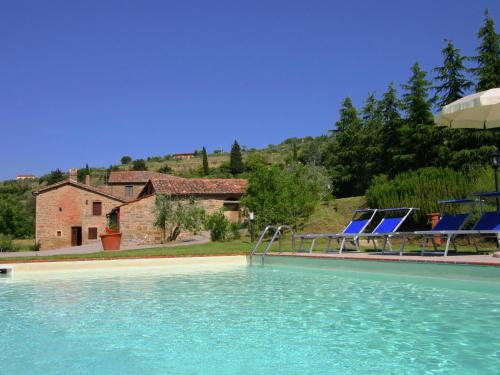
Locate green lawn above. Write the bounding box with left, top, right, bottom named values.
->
left=0, top=240, right=254, bottom=262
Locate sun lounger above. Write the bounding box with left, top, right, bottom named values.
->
left=293, top=209, right=377, bottom=253
left=338, top=207, right=417, bottom=254
left=413, top=199, right=474, bottom=256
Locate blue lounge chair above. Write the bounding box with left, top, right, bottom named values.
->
left=414, top=199, right=474, bottom=256
left=340, top=207, right=417, bottom=254
left=415, top=193, right=500, bottom=256
left=293, top=208, right=377, bottom=253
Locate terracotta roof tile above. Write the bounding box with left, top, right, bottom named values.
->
left=33, top=180, right=127, bottom=202
left=148, top=178, right=248, bottom=196
left=108, top=171, right=183, bottom=184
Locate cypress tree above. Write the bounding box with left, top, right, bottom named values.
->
left=230, top=140, right=244, bottom=175
left=402, top=62, right=434, bottom=126
left=202, top=146, right=209, bottom=176
left=434, top=40, right=472, bottom=108
left=473, top=9, right=500, bottom=91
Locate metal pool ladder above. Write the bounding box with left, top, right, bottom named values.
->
left=250, top=225, right=294, bottom=259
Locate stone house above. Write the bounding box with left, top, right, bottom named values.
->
left=114, top=177, right=248, bottom=247
left=34, top=169, right=248, bottom=250
left=106, top=171, right=183, bottom=201
left=33, top=169, right=126, bottom=250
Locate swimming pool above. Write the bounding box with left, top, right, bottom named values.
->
left=1, top=257, right=499, bottom=374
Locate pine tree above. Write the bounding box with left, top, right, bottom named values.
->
left=434, top=40, right=472, bottom=108
left=230, top=140, right=244, bottom=175
left=202, top=146, right=209, bottom=176
left=378, top=83, right=403, bottom=176
left=473, top=9, right=500, bottom=91
left=327, top=97, right=366, bottom=196
left=402, top=62, right=434, bottom=126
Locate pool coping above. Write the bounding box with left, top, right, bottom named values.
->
left=0, top=255, right=249, bottom=273
left=0, top=253, right=248, bottom=264
left=266, top=252, right=500, bottom=267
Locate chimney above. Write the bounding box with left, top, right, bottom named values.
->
left=69, top=168, right=78, bottom=182
left=85, top=174, right=91, bottom=186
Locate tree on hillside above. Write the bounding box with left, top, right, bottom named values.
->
left=241, top=165, right=320, bottom=230
left=202, top=146, right=210, bottom=176
left=378, top=83, right=403, bottom=176
left=157, top=164, right=173, bottom=174
left=434, top=40, right=472, bottom=108
left=402, top=62, right=434, bottom=126
left=230, top=140, right=244, bottom=175
left=132, top=159, right=147, bottom=171
left=327, top=97, right=366, bottom=196
left=473, top=9, right=500, bottom=91
left=44, top=169, right=65, bottom=185
left=121, top=156, right=132, bottom=165
left=361, top=93, right=384, bottom=177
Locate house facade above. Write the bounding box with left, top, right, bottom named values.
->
left=34, top=169, right=248, bottom=250
left=34, top=176, right=126, bottom=250
left=115, top=177, right=247, bottom=247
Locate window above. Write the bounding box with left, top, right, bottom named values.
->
left=125, top=185, right=134, bottom=198
left=88, top=227, right=98, bottom=240
left=92, top=201, right=102, bottom=216
left=56, top=230, right=62, bottom=237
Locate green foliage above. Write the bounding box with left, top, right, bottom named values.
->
left=0, top=181, right=35, bottom=238
left=433, top=40, right=472, bottom=108
left=205, top=210, right=232, bottom=241
left=473, top=9, right=500, bottom=91
left=77, top=164, right=91, bottom=183
left=366, top=167, right=493, bottom=225
left=402, top=62, right=434, bottom=126
left=132, top=159, right=147, bottom=171
left=230, top=140, right=244, bottom=175
left=157, top=164, right=173, bottom=174
left=202, top=146, right=209, bottom=176
left=121, top=156, right=132, bottom=164
left=327, top=97, right=367, bottom=196
left=41, top=169, right=66, bottom=185
left=0, top=234, right=14, bottom=251
left=153, top=195, right=205, bottom=242
left=241, top=164, right=320, bottom=229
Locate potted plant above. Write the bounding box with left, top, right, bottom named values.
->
left=100, top=223, right=122, bottom=251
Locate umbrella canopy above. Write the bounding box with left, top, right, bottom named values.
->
left=434, top=88, right=500, bottom=129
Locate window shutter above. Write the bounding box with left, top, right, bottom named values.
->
left=92, top=202, right=102, bottom=216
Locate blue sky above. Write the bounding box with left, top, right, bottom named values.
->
left=1, top=0, right=498, bottom=180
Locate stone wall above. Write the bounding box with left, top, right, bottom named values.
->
left=108, top=183, right=146, bottom=200
left=119, top=194, right=242, bottom=247
left=35, top=185, right=123, bottom=250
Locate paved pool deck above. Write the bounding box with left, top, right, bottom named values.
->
left=266, top=252, right=500, bottom=266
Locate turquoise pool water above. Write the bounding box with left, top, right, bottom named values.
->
left=1, top=261, right=500, bottom=374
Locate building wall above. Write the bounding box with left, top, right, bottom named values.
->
left=35, top=185, right=122, bottom=250
left=108, top=183, right=146, bottom=200
left=119, top=194, right=242, bottom=247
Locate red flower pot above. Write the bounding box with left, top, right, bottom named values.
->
left=100, top=232, right=122, bottom=251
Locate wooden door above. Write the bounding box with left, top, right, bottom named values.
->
left=71, top=227, right=82, bottom=246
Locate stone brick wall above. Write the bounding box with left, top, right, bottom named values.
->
left=108, top=183, right=146, bottom=200
left=35, top=184, right=123, bottom=250
left=119, top=194, right=242, bottom=247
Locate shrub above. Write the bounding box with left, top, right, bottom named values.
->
left=205, top=210, right=231, bottom=241
left=366, top=167, right=493, bottom=225
left=0, top=234, right=14, bottom=252
left=30, top=241, right=41, bottom=251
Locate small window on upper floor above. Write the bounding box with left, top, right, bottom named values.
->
left=92, top=201, right=102, bottom=216
left=125, top=185, right=134, bottom=198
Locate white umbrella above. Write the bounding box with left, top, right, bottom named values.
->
left=434, top=88, right=500, bottom=129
